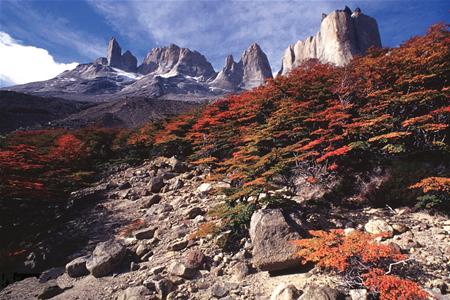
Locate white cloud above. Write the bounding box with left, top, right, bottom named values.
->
left=0, top=32, right=78, bottom=87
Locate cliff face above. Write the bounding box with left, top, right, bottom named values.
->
left=279, top=7, right=381, bottom=75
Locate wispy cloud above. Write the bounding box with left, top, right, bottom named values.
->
left=1, top=0, right=106, bottom=61
left=87, top=0, right=347, bottom=72
left=0, top=32, right=78, bottom=87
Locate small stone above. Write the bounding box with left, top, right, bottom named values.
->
left=168, top=262, right=196, bottom=279
left=232, top=262, right=249, bottom=280
left=349, top=289, right=367, bottom=300
left=211, top=282, right=229, bottom=298
left=392, top=223, right=408, bottom=234
left=169, top=239, right=188, bottom=251
left=270, top=283, right=301, bottom=300
left=344, top=228, right=355, bottom=235
left=184, top=250, right=205, bottom=269
left=39, top=267, right=65, bottom=283
left=150, top=265, right=165, bottom=275
left=66, top=256, right=89, bottom=278
left=185, top=207, right=205, bottom=219
left=197, top=183, right=212, bottom=194
left=155, top=278, right=175, bottom=299
left=299, top=285, right=343, bottom=300
left=140, top=194, right=161, bottom=209
left=134, top=227, right=156, bottom=240
left=117, top=286, right=151, bottom=300
left=130, top=261, right=140, bottom=271
left=135, top=243, right=151, bottom=257
left=149, top=176, right=165, bottom=193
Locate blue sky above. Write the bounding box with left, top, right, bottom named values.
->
left=0, top=0, right=448, bottom=86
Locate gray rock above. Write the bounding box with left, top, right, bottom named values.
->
left=299, top=285, right=343, bottom=300
left=211, top=282, right=229, bottom=298
left=135, top=243, right=152, bottom=257
left=66, top=256, right=89, bottom=278
left=134, top=227, right=156, bottom=240
left=140, top=194, right=161, bottom=209
left=168, top=239, right=188, bottom=251
left=86, top=240, right=126, bottom=277
left=270, top=283, right=302, bottom=300
left=155, top=278, right=176, bottom=299
left=117, top=286, right=151, bottom=300
left=38, top=282, right=64, bottom=299
left=38, top=267, right=65, bottom=283
left=232, top=262, right=249, bottom=280
left=149, top=176, right=165, bottom=193
left=279, top=7, right=381, bottom=75
left=249, top=209, right=304, bottom=271
left=168, top=262, right=196, bottom=279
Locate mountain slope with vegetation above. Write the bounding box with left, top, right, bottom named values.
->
left=0, top=24, right=449, bottom=299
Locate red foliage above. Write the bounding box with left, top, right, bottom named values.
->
left=363, top=268, right=430, bottom=300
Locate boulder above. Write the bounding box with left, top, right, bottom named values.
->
left=86, top=240, right=126, bottom=277
left=38, top=267, right=65, bottom=283
left=270, top=283, right=302, bottom=300
left=168, top=261, right=196, bottom=279
left=134, top=227, right=156, bottom=240
left=168, top=239, right=188, bottom=251
left=148, top=176, right=165, bottom=193
left=364, top=219, right=394, bottom=237
left=66, top=256, right=89, bottom=278
left=249, top=209, right=305, bottom=271
left=197, top=183, right=212, bottom=194
left=140, top=194, right=161, bottom=209
left=117, top=286, right=151, bottom=300
left=299, top=285, right=344, bottom=300
left=184, top=250, right=205, bottom=269
left=211, top=282, right=229, bottom=298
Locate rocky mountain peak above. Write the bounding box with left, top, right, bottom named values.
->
left=105, top=37, right=138, bottom=73
left=241, top=42, right=273, bottom=90
left=211, top=43, right=272, bottom=91
left=107, top=37, right=122, bottom=68
left=279, top=6, right=382, bottom=75
left=138, top=44, right=216, bottom=79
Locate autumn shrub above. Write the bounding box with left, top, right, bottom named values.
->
left=292, top=230, right=431, bottom=300
left=410, top=176, right=450, bottom=212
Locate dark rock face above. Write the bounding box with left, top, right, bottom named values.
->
left=121, top=50, right=138, bottom=73
left=280, top=7, right=381, bottom=74
left=107, top=38, right=123, bottom=68
left=211, top=43, right=272, bottom=91
left=138, top=44, right=216, bottom=79
left=106, top=37, right=138, bottom=73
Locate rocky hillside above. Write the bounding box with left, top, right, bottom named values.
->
left=0, top=18, right=449, bottom=300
